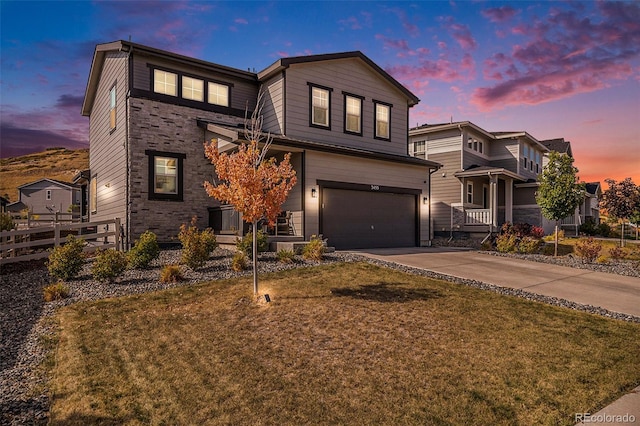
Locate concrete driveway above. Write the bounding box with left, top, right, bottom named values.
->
left=356, top=247, right=640, bottom=318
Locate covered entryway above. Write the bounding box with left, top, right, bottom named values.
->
left=320, top=184, right=418, bottom=250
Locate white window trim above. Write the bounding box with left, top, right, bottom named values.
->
left=466, top=182, right=473, bottom=204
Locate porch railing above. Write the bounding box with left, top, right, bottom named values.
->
left=465, top=208, right=491, bottom=225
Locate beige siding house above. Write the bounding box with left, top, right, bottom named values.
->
left=82, top=41, right=440, bottom=249
left=409, top=122, right=549, bottom=237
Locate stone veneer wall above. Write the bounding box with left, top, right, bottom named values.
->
left=512, top=206, right=543, bottom=227
left=127, top=97, right=246, bottom=244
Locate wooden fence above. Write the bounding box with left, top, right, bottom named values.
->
left=0, top=218, right=121, bottom=265
left=10, top=211, right=82, bottom=229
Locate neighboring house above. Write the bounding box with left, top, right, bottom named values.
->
left=539, top=138, right=600, bottom=234
left=409, top=121, right=549, bottom=237
left=72, top=169, right=91, bottom=221
left=82, top=41, right=440, bottom=249
left=0, top=196, right=8, bottom=213
left=13, top=178, right=81, bottom=215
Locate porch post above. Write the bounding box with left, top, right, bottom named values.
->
left=491, top=175, right=498, bottom=232
left=505, top=177, right=513, bottom=224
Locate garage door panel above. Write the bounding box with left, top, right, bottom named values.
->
left=322, top=188, right=416, bottom=249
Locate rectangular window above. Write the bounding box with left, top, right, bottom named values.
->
left=413, top=140, right=426, bottom=159
left=208, top=82, right=229, bottom=106
left=375, top=102, right=390, bottom=139
left=153, top=69, right=177, bottom=96
left=344, top=94, right=362, bottom=134
left=182, top=76, right=204, bottom=101
left=109, top=84, right=117, bottom=131
left=523, top=144, right=529, bottom=169
left=478, top=141, right=483, bottom=154
left=467, top=138, right=473, bottom=149
left=466, top=182, right=473, bottom=204
left=90, top=175, right=97, bottom=213
left=311, top=85, right=330, bottom=128
left=46, top=190, right=52, bottom=201
left=145, top=150, right=185, bottom=201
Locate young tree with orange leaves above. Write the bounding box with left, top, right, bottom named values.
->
left=204, top=91, right=297, bottom=294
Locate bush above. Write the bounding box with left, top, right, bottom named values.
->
left=608, top=246, right=626, bottom=261
left=48, top=235, right=86, bottom=281
left=543, top=229, right=565, bottom=242
left=302, top=235, right=325, bottom=261
left=91, top=249, right=128, bottom=283
left=0, top=212, right=14, bottom=231
left=160, top=264, right=184, bottom=283
left=517, top=236, right=541, bottom=254
left=496, top=234, right=517, bottom=253
left=596, top=255, right=609, bottom=264
left=597, top=223, right=612, bottom=237
left=236, top=230, right=269, bottom=259
left=43, top=282, right=70, bottom=302
left=127, top=230, right=160, bottom=269
left=178, top=217, right=217, bottom=270
left=574, top=237, right=602, bottom=263
left=231, top=251, right=248, bottom=271
left=277, top=249, right=296, bottom=264
left=579, top=218, right=598, bottom=236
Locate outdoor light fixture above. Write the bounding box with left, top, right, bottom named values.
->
left=311, top=188, right=317, bottom=198
left=423, top=196, right=428, bottom=204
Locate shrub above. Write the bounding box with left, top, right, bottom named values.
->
left=517, top=236, right=541, bottom=254
left=48, top=235, right=86, bottom=281
left=608, top=246, right=626, bottom=261
left=597, top=223, right=612, bottom=237
left=496, top=234, right=517, bottom=253
left=0, top=212, right=14, bottom=231
left=160, top=264, right=184, bottom=283
left=178, top=217, right=217, bottom=270
left=596, top=255, right=609, bottom=264
left=231, top=251, right=248, bottom=271
left=579, top=218, right=598, bottom=236
left=530, top=226, right=545, bottom=239
left=43, top=282, right=69, bottom=302
left=302, top=235, right=325, bottom=261
left=127, top=231, right=160, bottom=269
left=277, top=249, right=296, bottom=264
left=574, top=237, right=602, bottom=263
left=236, top=230, right=269, bottom=259
left=91, top=249, right=128, bottom=283
left=543, top=229, right=565, bottom=242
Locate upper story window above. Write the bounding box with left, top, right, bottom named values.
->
left=523, top=144, right=529, bottom=169
left=309, top=84, right=331, bottom=128
left=535, top=152, right=541, bottom=173
left=109, top=84, right=117, bottom=131
left=413, top=140, right=426, bottom=159
left=208, top=82, right=229, bottom=107
left=182, top=76, right=204, bottom=102
left=46, top=190, right=52, bottom=201
left=467, top=138, right=484, bottom=154
left=154, top=69, right=177, bottom=96
left=344, top=93, right=363, bottom=135
left=145, top=150, right=186, bottom=201
left=374, top=101, right=391, bottom=140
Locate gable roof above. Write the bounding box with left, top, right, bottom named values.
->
left=258, top=51, right=420, bottom=106
left=18, top=178, right=79, bottom=190
left=585, top=182, right=601, bottom=196
left=541, top=138, right=573, bottom=157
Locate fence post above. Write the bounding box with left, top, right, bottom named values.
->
left=114, top=218, right=121, bottom=251
left=54, top=223, right=61, bottom=247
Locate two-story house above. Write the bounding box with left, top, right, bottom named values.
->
left=82, top=41, right=440, bottom=249
left=409, top=121, right=549, bottom=238
left=9, top=178, right=81, bottom=216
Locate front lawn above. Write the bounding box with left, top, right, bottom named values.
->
left=48, top=262, right=640, bottom=425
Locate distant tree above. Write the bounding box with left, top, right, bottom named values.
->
left=204, top=90, right=297, bottom=294
left=536, top=151, right=585, bottom=256
left=600, top=178, right=640, bottom=246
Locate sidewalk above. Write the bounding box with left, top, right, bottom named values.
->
left=356, top=247, right=640, bottom=426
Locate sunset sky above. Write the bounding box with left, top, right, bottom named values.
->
left=1, top=1, right=638, bottom=186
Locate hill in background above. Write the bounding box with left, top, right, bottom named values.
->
left=0, top=148, right=89, bottom=202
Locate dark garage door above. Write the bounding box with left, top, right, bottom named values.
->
left=321, top=188, right=417, bottom=250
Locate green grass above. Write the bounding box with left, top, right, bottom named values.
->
left=545, top=237, right=640, bottom=261
left=48, top=262, right=640, bottom=425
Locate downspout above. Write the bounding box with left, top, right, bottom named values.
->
left=481, top=171, right=493, bottom=245
left=428, top=166, right=438, bottom=246
left=123, top=44, right=132, bottom=250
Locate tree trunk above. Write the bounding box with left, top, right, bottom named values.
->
left=252, top=220, right=258, bottom=294
left=621, top=221, right=625, bottom=248
left=554, top=223, right=559, bottom=257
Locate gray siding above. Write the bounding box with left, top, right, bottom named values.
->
left=261, top=73, right=285, bottom=134
left=304, top=151, right=431, bottom=245
left=19, top=182, right=79, bottom=213
left=89, top=51, right=128, bottom=229
left=284, top=59, right=410, bottom=156
left=422, top=151, right=461, bottom=235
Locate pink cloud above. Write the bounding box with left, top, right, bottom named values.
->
left=473, top=1, right=640, bottom=110
left=481, top=6, right=518, bottom=23
left=234, top=18, right=248, bottom=25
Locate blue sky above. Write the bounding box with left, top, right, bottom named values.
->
left=1, top=0, right=639, bottom=185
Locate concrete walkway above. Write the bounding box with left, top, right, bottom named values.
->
left=356, top=247, right=640, bottom=426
